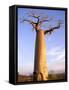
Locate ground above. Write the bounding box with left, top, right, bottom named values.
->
left=17, top=73, right=65, bottom=82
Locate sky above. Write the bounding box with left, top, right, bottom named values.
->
left=18, top=8, right=65, bottom=75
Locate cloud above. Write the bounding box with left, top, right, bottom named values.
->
left=47, top=46, right=65, bottom=73
left=47, top=46, right=65, bottom=62
left=47, top=46, right=64, bottom=56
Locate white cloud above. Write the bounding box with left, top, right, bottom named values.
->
left=47, top=46, right=65, bottom=61
left=47, top=46, right=64, bottom=56
left=47, top=46, right=65, bottom=73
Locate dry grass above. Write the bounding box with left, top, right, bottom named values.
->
left=17, top=75, right=33, bottom=82
left=17, top=73, right=65, bottom=82
left=48, top=73, right=65, bottom=80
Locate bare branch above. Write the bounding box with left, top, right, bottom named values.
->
left=29, top=14, right=40, bottom=19
left=20, top=14, right=41, bottom=30
left=20, top=19, right=35, bottom=24
left=28, top=13, right=40, bottom=24
left=20, top=12, right=62, bottom=33
left=28, top=13, right=40, bottom=18
left=44, top=21, right=62, bottom=35
left=20, top=19, right=37, bottom=31
left=39, top=17, right=53, bottom=24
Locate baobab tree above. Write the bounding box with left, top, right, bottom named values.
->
left=20, top=12, right=62, bottom=81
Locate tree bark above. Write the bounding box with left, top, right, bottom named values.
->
left=33, top=30, right=48, bottom=81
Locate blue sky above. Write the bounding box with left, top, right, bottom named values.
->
left=18, top=8, right=65, bottom=75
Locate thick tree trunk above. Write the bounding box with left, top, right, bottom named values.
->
left=33, top=30, right=48, bottom=81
